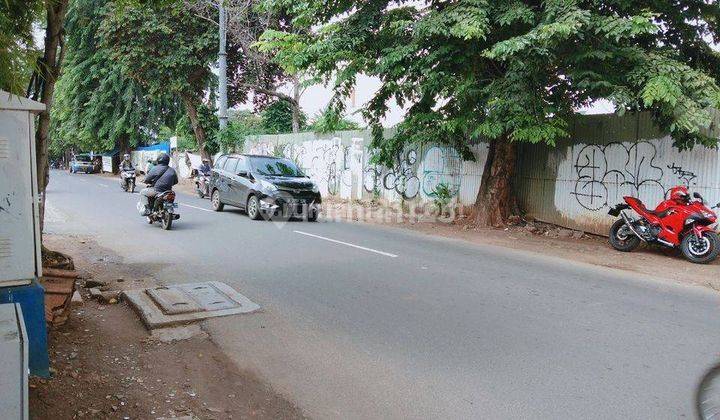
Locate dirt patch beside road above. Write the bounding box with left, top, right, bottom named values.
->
left=321, top=198, right=720, bottom=290
left=31, top=234, right=305, bottom=420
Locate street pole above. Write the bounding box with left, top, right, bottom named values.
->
left=218, top=1, right=228, bottom=130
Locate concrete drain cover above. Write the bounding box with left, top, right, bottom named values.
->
left=123, top=281, right=260, bottom=329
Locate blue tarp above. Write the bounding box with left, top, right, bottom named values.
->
left=136, top=142, right=170, bottom=153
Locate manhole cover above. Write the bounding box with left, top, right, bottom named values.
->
left=123, top=282, right=260, bottom=329
left=147, top=286, right=202, bottom=315
left=176, top=283, right=240, bottom=311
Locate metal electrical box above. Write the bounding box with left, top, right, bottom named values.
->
left=0, top=90, right=45, bottom=287
left=0, top=303, right=29, bottom=420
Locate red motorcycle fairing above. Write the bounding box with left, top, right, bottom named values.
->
left=623, top=194, right=717, bottom=246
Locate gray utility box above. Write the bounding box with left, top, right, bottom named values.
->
left=0, top=90, right=45, bottom=287
left=0, top=303, right=29, bottom=420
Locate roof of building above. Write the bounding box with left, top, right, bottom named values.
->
left=0, top=90, right=45, bottom=113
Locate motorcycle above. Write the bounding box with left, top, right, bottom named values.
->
left=138, top=190, right=180, bottom=230
left=194, top=173, right=210, bottom=198
left=120, top=169, right=136, bottom=193
left=608, top=186, right=720, bottom=264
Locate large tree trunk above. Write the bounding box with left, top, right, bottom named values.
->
left=474, top=137, right=518, bottom=227
left=181, top=95, right=211, bottom=161
left=34, top=0, right=69, bottom=234
left=118, top=134, right=129, bottom=155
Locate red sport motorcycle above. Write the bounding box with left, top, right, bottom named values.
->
left=608, top=186, right=720, bottom=264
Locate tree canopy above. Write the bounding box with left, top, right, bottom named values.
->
left=0, top=0, right=43, bottom=94
left=261, top=99, right=307, bottom=133
left=100, top=0, right=217, bottom=159
left=51, top=0, right=180, bottom=155
left=308, top=107, right=360, bottom=133
left=259, top=0, right=720, bottom=224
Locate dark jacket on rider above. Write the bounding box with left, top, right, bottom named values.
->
left=144, top=164, right=178, bottom=193
left=120, top=159, right=135, bottom=171
left=198, top=163, right=211, bottom=176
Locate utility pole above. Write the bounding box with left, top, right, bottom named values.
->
left=218, top=1, right=228, bottom=130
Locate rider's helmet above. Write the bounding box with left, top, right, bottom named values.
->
left=123, top=154, right=130, bottom=159
left=156, top=153, right=170, bottom=165
left=669, top=186, right=690, bottom=203
left=202, top=158, right=210, bottom=163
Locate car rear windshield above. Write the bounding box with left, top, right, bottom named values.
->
left=249, top=157, right=304, bottom=177
left=75, top=155, right=91, bottom=162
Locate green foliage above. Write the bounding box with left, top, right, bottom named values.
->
left=259, top=0, right=720, bottom=164
left=0, top=0, right=42, bottom=94
left=174, top=104, right=219, bottom=154
left=100, top=2, right=216, bottom=102
left=308, top=108, right=361, bottom=133
left=430, top=182, right=454, bottom=214
left=261, top=100, right=306, bottom=134
left=100, top=0, right=217, bottom=158
left=51, top=0, right=179, bottom=156
left=217, top=111, right=264, bottom=153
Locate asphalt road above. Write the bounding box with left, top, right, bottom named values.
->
left=46, top=170, right=720, bottom=419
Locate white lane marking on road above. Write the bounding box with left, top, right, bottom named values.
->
left=98, top=183, right=109, bottom=188
left=179, top=203, right=213, bottom=212
left=293, top=230, right=398, bottom=258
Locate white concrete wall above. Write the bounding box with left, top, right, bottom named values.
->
left=244, top=132, right=488, bottom=206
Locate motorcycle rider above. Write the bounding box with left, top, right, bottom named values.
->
left=198, top=158, right=211, bottom=176
left=139, top=153, right=178, bottom=216
left=119, top=153, right=134, bottom=171
left=119, top=154, right=136, bottom=189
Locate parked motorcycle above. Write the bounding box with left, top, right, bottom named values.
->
left=139, top=190, right=180, bottom=230
left=194, top=174, right=210, bottom=199
left=120, top=170, right=136, bottom=193
left=608, top=186, right=719, bottom=264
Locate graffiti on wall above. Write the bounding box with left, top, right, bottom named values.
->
left=245, top=137, right=487, bottom=204
left=360, top=145, right=467, bottom=200
left=420, top=146, right=462, bottom=198
left=382, top=149, right=421, bottom=199
left=248, top=139, right=353, bottom=196
left=361, top=149, right=420, bottom=199
left=570, top=141, right=703, bottom=211
left=571, top=141, right=665, bottom=211
left=667, top=163, right=697, bottom=187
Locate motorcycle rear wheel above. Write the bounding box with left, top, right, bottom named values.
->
left=609, top=219, right=641, bottom=252
left=161, top=212, right=173, bottom=230
left=130, top=181, right=135, bottom=193
left=681, top=231, right=719, bottom=264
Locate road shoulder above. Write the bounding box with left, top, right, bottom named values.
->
left=30, top=234, right=305, bottom=420
left=321, top=198, right=720, bottom=290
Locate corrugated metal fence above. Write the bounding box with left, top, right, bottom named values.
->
left=517, top=112, right=720, bottom=234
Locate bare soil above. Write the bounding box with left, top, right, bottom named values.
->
left=31, top=234, right=305, bottom=420
left=321, top=198, right=720, bottom=290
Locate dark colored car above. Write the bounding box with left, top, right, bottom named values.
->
left=69, top=154, right=95, bottom=174
left=209, top=154, right=321, bottom=221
